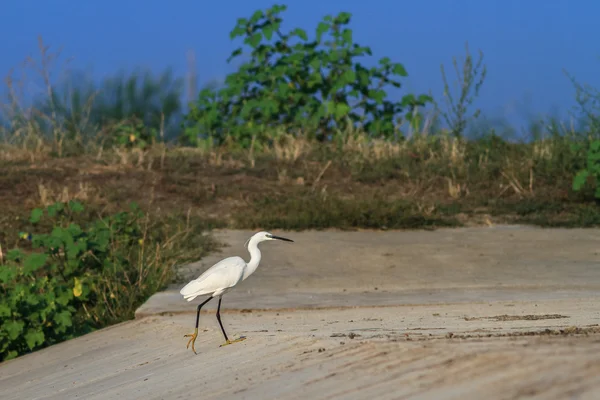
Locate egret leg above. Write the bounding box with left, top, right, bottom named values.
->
left=216, top=297, right=246, bottom=347
left=184, top=296, right=212, bottom=354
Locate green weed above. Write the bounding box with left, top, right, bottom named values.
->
left=234, top=192, right=461, bottom=230
left=0, top=201, right=214, bottom=361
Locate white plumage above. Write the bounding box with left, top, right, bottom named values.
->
left=180, top=256, right=246, bottom=301
left=179, top=231, right=294, bottom=353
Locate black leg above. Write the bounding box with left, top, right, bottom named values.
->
left=195, top=296, right=213, bottom=329
left=216, top=297, right=229, bottom=342
left=185, top=296, right=213, bottom=354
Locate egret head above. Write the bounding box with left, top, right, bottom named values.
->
left=245, top=231, right=294, bottom=248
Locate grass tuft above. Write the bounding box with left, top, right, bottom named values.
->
left=234, top=193, right=462, bottom=231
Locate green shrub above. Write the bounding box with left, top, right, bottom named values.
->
left=0, top=201, right=182, bottom=361
left=183, top=4, right=431, bottom=148
left=573, top=139, right=600, bottom=199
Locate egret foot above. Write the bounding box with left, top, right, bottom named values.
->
left=219, top=336, right=247, bottom=348
left=184, top=328, right=199, bottom=354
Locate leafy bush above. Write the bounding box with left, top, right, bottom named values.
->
left=573, top=139, right=600, bottom=199
left=183, top=4, right=431, bottom=148
left=0, top=201, right=187, bottom=361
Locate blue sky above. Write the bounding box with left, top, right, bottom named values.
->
left=2, top=0, right=599, bottom=129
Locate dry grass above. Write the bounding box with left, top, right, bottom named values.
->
left=1, top=36, right=598, bottom=239
left=0, top=127, right=597, bottom=246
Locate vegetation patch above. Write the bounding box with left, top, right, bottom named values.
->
left=0, top=201, right=215, bottom=361
left=234, top=192, right=462, bottom=231
left=1, top=3, right=600, bottom=360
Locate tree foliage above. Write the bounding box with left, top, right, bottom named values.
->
left=184, top=4, right=431, bottom=147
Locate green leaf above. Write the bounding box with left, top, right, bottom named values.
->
left=69, top=200, right=84, bottom=213
left=24, top=329, right=45, bottom=350
left=6, top=249, right=24, bottom=262
left=25, top=293, right=41, bottom=306
left=293, top=28, right=308, bottom=41
left=53, top=310, right=73, bottom=329
left=316, top=22, right=329, bottom=42
left=369, top=89, right=386, bottom=105
left=227, top=47, right=243, bottom=63
left=340, top=69, right=356, bottom=85
left=23, top=253, right=48, bottom=274
left=334, top=103, right=351, bottom=120
left=249, top=10, right=264, bottom=24
left=342, top=29, right=352, bottom=44
left=418, top=94, right=433, bottom=104
left=246, top=32, right=262, bottom=48
left=50, top=227, right=74, bottom=245
left=2, top=320, right=24, bottom=340
left=47, top=202, right=65, bottom=217
left=400, top=93, right=417, bottom=107
left=263, top=25, right=274, bottom=40
left=66, top=241, right=86, bottom=261
left=336, top=12, right=352, bottom=24
left=0, top=265, right=17, bottom=283
left=55, top=289, right=72, bottom=306
left=67, top=223, right=83, bottom=237
left=392, top=63, right=408, bottom=77
left=379, top=57, right=391, bottom=66
left=0, top=304, right=11, bottom=317
left=573, top=170, right=589, bottom=191
left=30, top=208, right=43, bottom=224
left=233, top=27, right=245, bottom=38
left=269, top=4, right=287, bottom=14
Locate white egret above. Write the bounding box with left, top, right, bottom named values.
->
left=180, top=231, right=294, bottom=353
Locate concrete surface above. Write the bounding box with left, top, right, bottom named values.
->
left=2, top=300, right=600, bottom=399
left=139, top=226, right=600, bottom=316
left=2, top=226, right=600, bottom=399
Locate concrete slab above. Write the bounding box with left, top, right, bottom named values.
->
left=2, top=298, right=600, bottom=400
left=2, top=226, right=600, bottom=400
left=138, top=226, right=600, bottom=316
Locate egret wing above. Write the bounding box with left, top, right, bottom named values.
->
left=180, top=256, right=246, bottom=300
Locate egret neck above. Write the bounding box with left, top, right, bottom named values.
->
left=243, top=236, right=262, bottom=280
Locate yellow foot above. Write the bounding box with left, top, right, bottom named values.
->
left=219, top=336, right=247, bottom=348
left=184, top=328, right=199, bottom=354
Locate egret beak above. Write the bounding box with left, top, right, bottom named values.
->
left=271, top=235, right=294, bottom=242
